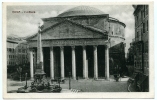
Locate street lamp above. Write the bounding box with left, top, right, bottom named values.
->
left=24, top=73, right=28, bottom=89
left=69, top=72, right=71, bottom=90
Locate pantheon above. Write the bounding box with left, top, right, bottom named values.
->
left=27, top=6, right=126, bottom=80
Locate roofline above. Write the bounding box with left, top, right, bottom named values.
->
left=109, top=17, right=126, bottom=28
left=42, top=14, right=109, bottom=21
left=133, top=5, right=141, bottom=15
left=133, top=5, right=148, bottom=15
left=7, top=40, right=19, bottom=44
left=27, top=19, right=108, bottom=40
left=42, top=15, right=125, bottom=28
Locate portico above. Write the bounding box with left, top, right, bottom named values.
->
left=29, top=40, right=110, bottom=80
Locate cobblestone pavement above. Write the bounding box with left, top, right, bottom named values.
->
left=7, top=77, right=129, bottom=93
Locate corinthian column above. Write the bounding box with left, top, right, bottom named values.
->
left=83, top=46, right=88, bottom=79
left=105, top=45, right=109, bottom=80
left=72, top=46, right=76, bottom=80
left=50, top=47, right=54, bottom=79
left=41, top=48, right=44, bottom=70
left=29, top=48, right=34, bottom=80
left=94, top=45, right=98, bottom=79
left=60, top=46, right=64, bottom=79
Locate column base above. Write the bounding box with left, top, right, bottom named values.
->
left=73, top=77, right=76, bottom=80
left=94, top=77, right=98, bottom=80
left=30, top=77, right=34, bottom=81
left=105, top=77, right=110, bottom=81
left=84, top=77, right=89, bottom=80
left=50, top=77, right=54, bottom=80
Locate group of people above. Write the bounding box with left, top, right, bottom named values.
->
left=113, top=65, right=122, bottom=81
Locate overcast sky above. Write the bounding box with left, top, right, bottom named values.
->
left=7, top=5, right=135, bottom=54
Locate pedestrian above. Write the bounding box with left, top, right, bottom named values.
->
left=76, top=76, right=79, bottom=82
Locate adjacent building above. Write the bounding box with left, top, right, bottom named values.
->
left=7, top=36, right=29, bottom=67
left=126, top=39, right=135, bottom=66
left=15, top=41, right=29, bottom=65
left=132, top=5, right=149, bottom=92
left=26, top=6, right=126, bottom=80
left=7, top=39, right=18, bottom=66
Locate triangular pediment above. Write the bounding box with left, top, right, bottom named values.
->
left=29, top=20, right=107, bottom=41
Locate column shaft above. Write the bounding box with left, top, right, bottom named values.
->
left=41, top=48, right=44, bottom=70
left=50, top=47, right=54, bottom=79
left=105, top=45, right=109, bottom=80
left=60, top=46, right=64, bottom=79
left=72, top=46, right=76, bottom=79
left=83, top=46, right=88, bottom=79
left=30, top=49, right=34, bottom=80
left=94, top=46, right=98, bottom=79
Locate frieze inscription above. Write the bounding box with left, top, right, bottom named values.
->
left=29, top=39, right=108, bottom=47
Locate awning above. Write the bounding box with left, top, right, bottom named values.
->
left=137, top=75, right=148, bottom=85
left=130, top=73, right=138, bottom=80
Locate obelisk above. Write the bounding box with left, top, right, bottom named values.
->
left=35, top=23, right=45, bottom=75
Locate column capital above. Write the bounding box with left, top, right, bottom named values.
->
left=82, top=45, right=86, bottom=49
left=71, top=46, right=75, bottom=49
left=60, top=46, right=64, bottom=50
left=93, top=45, right=98, bottom=48
left=105, top=44, right=110, bottom=49
left=50, top=46, right=53, bottom=50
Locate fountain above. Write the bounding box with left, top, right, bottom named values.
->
left=17, top=23, right=62, bottom=93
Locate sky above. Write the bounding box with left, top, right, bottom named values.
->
left=7, top=5, right=135, bottom=54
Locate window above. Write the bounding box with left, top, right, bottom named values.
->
left=19, top=49, right=21, bottom=52
left=145, top=42, right=148, bottom=53
left=143, top=23, right=145, bottom=33
left=9, top=48, right=11, bottom=52
left=144, top=6, right=146, bottom=18
left=147, top=20, right=148, bottom=31
left=136, top=32, right=139, bottom=41
left=141, top=11, right=143, bottom=20
left=141, top=28, right=143, bottom=37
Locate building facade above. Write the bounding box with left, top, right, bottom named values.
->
left=7, top=40, right=18, bottom=66
left=27, top=6, right=126, bottom=80
left=127, top=39, right=134, bottom=66
left=15, top=41, right=29, bottom=65
left=7, top=36, right=29, bottom=67
left=132, top=5, right=149, bottom=92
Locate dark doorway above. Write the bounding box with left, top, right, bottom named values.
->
left=98, top=45, right=105, bottom=78
left=86, top=46, right=94, bottom=78
left=43, top=47, right=50, bottom=77
left=75, top=46, right=83, bottom=77
left=53, top=47, right=61, bottom=79
left=64, top=46, right=72, bottom=77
